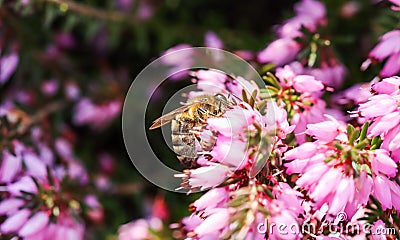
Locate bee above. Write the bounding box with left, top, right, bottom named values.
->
left=149, top=93, right=233, bottom=168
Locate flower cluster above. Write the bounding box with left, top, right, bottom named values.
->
left=0, top=136, right=93, bottom=239
left=257, top=0, right=346, bottom=88
left=356, top=76, right=400, bottom=162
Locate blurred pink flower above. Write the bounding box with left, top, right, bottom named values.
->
left=26, top=212, right=85, bottom=240
left=0, top=52, right=19, bottom=84
left=0, top=150, right=22, bottom=183
left=205, top=31, right=223, bottom=49
left=305, top=64, right=347, bottom=89
left=389, top=0, right=400, bottom=10
left=193, top=208, right=230, bottom=237
left=73, top=98, right=122, bottom=129
left=55, top=32, right=76, bottom=49
left=161, top=44, right=193, bottom=80
left=64, top=81, right=81, bottom=100
left=118, top=217, right=162, bottom=240
left=19, top=212, right=49, bottom=237
left=333, top=82, right=372, bottom=105
left=41, top=79, right=59, bottom=96
left=85, top=194, right=104, bottom=223
left=292, top=75, right=324, bottom=93
left=362, top=30, right=400, bottom=77
left=192, top=188, right=229, bottom=212
left=257, top=38, right=301, bottom=67
left=192, top=69, right=228, bottom=94
left=371, top=76, right=400, bottom=95
left=278, top=0, right=326, bottom=38
left=0, top=198, right=24, bottom=215
left=0, top=209, right=31, bottom=234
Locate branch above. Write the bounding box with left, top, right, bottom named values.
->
left=43, top=0, right=141, bottom=23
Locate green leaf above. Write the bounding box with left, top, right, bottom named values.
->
left=241, top=89, right=249, bottom=103
left=256, top=100, right=267, bottom=115
left=359, top=122, right=370, bottom=141
left=355, top=138, right=369, bottom=150
left=249, top=90, right=257, bottom=108
left=263, top=72, right=281, bottom=89
left=362, top=164, right=372, bottom=175
left=259, top=87, right=278, bottom=99
left=349, top=129, right=360, bottom=145
left=260, top=63, right=276, bottom=74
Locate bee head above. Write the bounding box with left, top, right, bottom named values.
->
left=214, top=93, right=228, bottom=105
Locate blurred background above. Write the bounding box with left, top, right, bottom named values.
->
left=0, top=0, right=398, bottom=239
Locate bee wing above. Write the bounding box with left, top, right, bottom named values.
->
left=149, top=105, right=192, bottom=130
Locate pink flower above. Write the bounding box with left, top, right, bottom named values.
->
left=0, top=52, right=19, bottom=84
left=309, top=168, right=342, bottom=203
left=194, top=208, right=230, bottom=237
left=305, top=116, right=344, bottom=143
left=371, top=76, right=400, bottom=95
left=363, top=30, right=400, bottom=77
left=0, top=209, right=30, bottom=234
left=273, top=183, right=303, bottom=215
left=0, top=150, right=22, bottom=183
left=388, top=180, right=400, bottom=211
left=369, top=30, right=400, bottom=61
left=389, top=0, right=400, bottom=10
left=368, top=111, right=400, bottom=137
left=36, top=215, right=84, bottom=240
left=354, top=167, right=373, bottom=207
left=370, top=150, right=398, bottom=177
left=268, top=209, right=299, bottom=240
left=64, top=81, right=80, bottom=100
left=6, top=176, right=38, bottom=195
left=73, top=98, right=122, bottom=129
left=257, top=38, right=301, bottom=66
left=192, top=69, right=228, bottom=94
left=373, top=175, right=392, bottom=210
left=226, top=76, right=259, bottom=98
left=328, top=177, right=355, bottom=215
left=205, top=31, right=223, bottom=49
left=211, top=136, right=249, bottom=168
left=24, top=151, right=48, bottom=179
left=357, top=94, right=397, bottom=118
left=19, top=212, right=49, bottom=237
left=161, top=44, right=193, bottom=80
left=41, top=79, right=59, bottom=96
left=278, top=15, right=316, bottom=38
left=292, top=75, right=324, bottom=93
left=284, top=142, right=318, bottom=160
left=118, top=218, right=162, bottom=240
left=0, top=198, right=24, bottom=215
left=175, top=164, right=232, bottom=191
left=305, top=64, right=346, bottom=88
left=192, top=188, right=229, bottom=212
left=370, top=220, right=388, bottom=240
left=278, top=0, right=326, bottom=38
left=294, top=0, right=326, bottom=24
left=265, top=101, right=295, bottom=139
